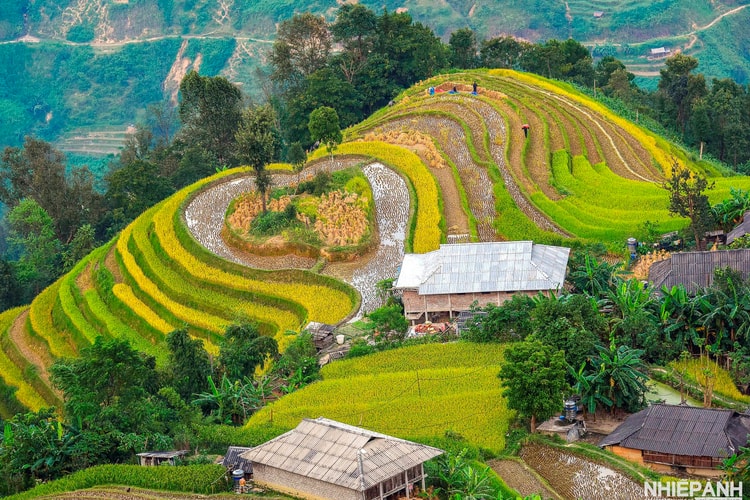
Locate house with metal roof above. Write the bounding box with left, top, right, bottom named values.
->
left=240, top=417, right=443, bottom=500
left=726, top=211, right=750, bottom=245
left=599, top=404, right=750, bottom=477
left=648, top=249, right=750, bottom=294
left=393, top=241, right=570, bottom=324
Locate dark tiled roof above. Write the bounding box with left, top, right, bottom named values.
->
left=648, top=249, right=750, bottom=293
left=599, top=404, right=750, bottom=458
left=726, top=211, right=750, bottom=245
left=222, top=446, right=253, bottom=473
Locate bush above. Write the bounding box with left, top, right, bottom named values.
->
left=7, top=464, right=231, bottom=499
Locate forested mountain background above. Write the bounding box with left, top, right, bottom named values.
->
left=0, top=0, right=749, bottom=150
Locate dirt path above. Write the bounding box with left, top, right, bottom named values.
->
left=184, top=158, right=410, bottom=316
left=489, top=459, right=561, bottom=499
left=7, top=310, right=53, bottom=386
left=691, top=4, right=749, bottom=33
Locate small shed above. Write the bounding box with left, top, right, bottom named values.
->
left=222, top=446, right=253, bottom=479
left=593, top=11, right=604, bottom=18
left=136, top=450, right=188, bottom=466
left=305, top=321, right=335, bottom=351
left=649, top=47, right=671, bottom=57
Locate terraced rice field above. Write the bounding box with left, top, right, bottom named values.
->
left=0, top=170, right=359, bottom=411
left=3, top=69, right=750, bottom=415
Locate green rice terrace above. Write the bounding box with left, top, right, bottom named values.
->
left=2, top=68, right=750, bottom=423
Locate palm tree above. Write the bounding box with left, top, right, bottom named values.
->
left=592, top=338, right=649, bottom=414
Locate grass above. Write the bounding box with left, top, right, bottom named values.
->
left=668, top=355, right=750, bottom=404
left=245, top=342, right=511, bottom=452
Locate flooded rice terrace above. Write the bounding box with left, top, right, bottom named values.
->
left=520, top=443, right=644, bottom=500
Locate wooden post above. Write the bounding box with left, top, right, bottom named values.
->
left=404, top=471, right=410, bottom=498
left=700, top=141, right=704, bottom=160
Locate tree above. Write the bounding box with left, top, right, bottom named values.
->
left=7, top=198, right=62, bottom=297
left=177, top=71, right=243, bottom=167
left=164, top=328, right=212, bottom=402
left=449, top=28, right=478, bottom=69
left=270, top=12, right=332, bottom=91
left=530, top=293, right=605, bottom=372
left=498, top=340, right=568, bottom=432
left=0, top=137, right=102, bottom=243
left=567, top=251, right=621, bottom=298
left=590, top=339, right=649, bottom=414
left=218, top=323, right=278, bottom=380
left=104, top=159, right=174, bottom=227
left=480, top=36, right=530, bottom=69
left=657, top=54, right=706, bottom=136
left=192, top=374, right=271, bottom=425
left=62, top=223, right=96, bottom=272
left=235, top=104, right=282, bottom=213
left=0, top=258, right=22, bottom=311
left=663, top=163, right=715, bottom=249
left=330, top=4, right=377, bottom=83
left=50, top=337, right=160, bottom=428
left=308, top=106, right=342, bottom=168
left=287, top=141, right=307, bottom=190
left=462, top=294, right=535, bottom=343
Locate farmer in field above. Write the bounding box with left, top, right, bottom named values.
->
left=522, top=123, right=530, bottom=137
left=472, top=81, right=478, bottom=94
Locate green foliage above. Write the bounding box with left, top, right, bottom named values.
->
left=178, top=71, right=243, bottom=167
left=5, top=464, right=231, bottom=498
left=461, top=295, right=535, bottom=343
left=164, top=328, right=211, bottom=402
left=308, top=106, right=343, bottom=162
left=663, top=161, right=715, bottom=249
left=498, top=340, right=569, bottom=432
left=218, top=323, right=278, bottom=381
left=529, top=294, right=606, bottom=373
left=7, top=199, right=62, bottom=298
left=366, top=304, right=408, bottom=335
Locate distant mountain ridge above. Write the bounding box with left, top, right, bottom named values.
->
left=0, top=0, right=748, bottom=149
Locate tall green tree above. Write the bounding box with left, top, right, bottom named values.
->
left=218, top=323, right=278, bottom=380
left=663, top=163, right=715, bottom=249
left=7, top=199, right=61, bottom=298
left=177, top=71, right=243, bottom=167
left=235, top=104, right=282, bottom=213
left=287, top=141, right=307, bottom=190
left=498, top=340, right=568, bottom=433
left=0, top=138, right=102, bottom=243
left=330, top=4, right=377, bottom=83
left=164, top=328, right=212, bottom=402
left=657, top=54, right=706, bottom=136
left=308, top=106, right=342, bottom=168
left=590, top=339, right=649, bottom=414
left=270, top=12, right=332, bottom=91
left=449, top=27, right=478, bottom=69
left=480, top=36, right=530, bottom=69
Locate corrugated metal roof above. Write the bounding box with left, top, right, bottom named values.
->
left=599, top=404, right=750, bottom=458
left=240, top=417, right=443, bottom=491
left=393, top=241, right=569, bottom=294
left=648, top=249, right=750, bottom=293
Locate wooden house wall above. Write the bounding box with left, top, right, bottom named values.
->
left=252, top=463, right=360, bottom=500
left=402, top=289, right=545, bottom=318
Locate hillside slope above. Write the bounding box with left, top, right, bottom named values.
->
left=2, top=69, right=750, bottom=414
